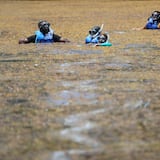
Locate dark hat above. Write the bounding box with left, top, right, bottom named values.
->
left=89, top=26, right=101, bottom=36
left=38, top=20, right=50, bottom=29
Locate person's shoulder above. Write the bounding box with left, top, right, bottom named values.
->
left=85, top=35, right=92, bottom=43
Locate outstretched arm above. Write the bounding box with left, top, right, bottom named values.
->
left=53, top=34, right=70, bottom=43
left=58, top=37, right=70, bottom=43
left=19, top=35, right=36, bottom=44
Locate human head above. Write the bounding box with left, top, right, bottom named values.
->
left=151, top=11, right=160, bottom=21
left=98, top=32, right=109, bottom=43
left=38, top=20, right=50, bottom=35
left=89, top=26, right=101, bottom=37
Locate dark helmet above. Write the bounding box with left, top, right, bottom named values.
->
left=151, top=11, right=160, bottom=21
left=89, top=26, right=101, bottom=36
left=38, top=20, right=50, bottom=34
left=98, top=32, right=109, bottom=43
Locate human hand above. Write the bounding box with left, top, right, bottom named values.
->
left=18, top=38, right=28, bottom=44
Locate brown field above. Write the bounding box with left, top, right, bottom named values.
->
left=0, top=1, right=160, bottom=160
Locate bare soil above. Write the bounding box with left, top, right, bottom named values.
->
left=0, top=1, right=160, bottom=160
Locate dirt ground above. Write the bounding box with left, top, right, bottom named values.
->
left=0, top=1, right=160, bottom=160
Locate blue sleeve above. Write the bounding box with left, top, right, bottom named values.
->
left=148, top=18, right=153, bottom=23
left=85, top=35, right=99, bottom=44
left=85, top=35, right=92, bottom=44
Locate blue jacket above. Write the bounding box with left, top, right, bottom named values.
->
left=85, top=35, right=100, bottom=44
left=35, top=29, right=54, bottom=43
left=145, top=17, right=159, bottom=29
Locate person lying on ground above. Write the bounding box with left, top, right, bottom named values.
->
left=85, top=24, right=111, bottom=46
left=19, top=20, right=70, bottom=44
left=85, top=25, right=104, bottom=44
left=133, top=11, right=160, bottom=30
